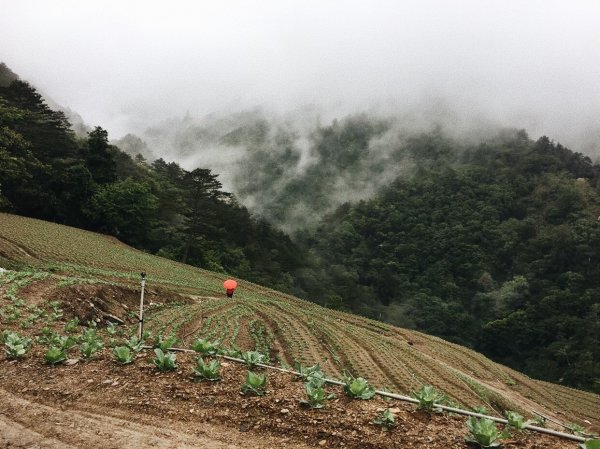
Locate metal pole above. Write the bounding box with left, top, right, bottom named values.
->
left=137, top=272, right=146, bottom=340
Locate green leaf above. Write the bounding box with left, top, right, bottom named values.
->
left=193, top=357, right=221, bottom=381
left=113, top=346, right=134, bottom=364
left=153, top=348, right=177, bottom=371
left=241, top=370, right=267, bottom=396
left=45, top=347, right=67, bottom=365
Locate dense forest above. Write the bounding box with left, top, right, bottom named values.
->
left=293, top=129, right=600, bottom=393
left=1, top=63, right=598, bottom=393
left=0, top=64, right=303, bottom=291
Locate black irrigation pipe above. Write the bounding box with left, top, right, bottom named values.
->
left=144, top=346, right=588, bottom=443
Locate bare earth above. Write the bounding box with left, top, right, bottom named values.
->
left=0, top=277, right=592, bottom=448
left=0, top=351, right=581, bottom=449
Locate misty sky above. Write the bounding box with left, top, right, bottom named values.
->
left=1, top=0, right=599, bottom=154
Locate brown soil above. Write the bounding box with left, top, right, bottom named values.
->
left=0, top=278, right=590, bottom=448
left=0, top=350, right=580, bottom=449
left=55, top=283, right=191, bottom=326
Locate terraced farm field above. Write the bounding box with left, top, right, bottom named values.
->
left=1, top=212, right=598, bottom=433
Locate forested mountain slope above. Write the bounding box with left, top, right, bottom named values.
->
left=293, top=131, right=600, bottom=393
left=2, top=61, right=598, bottom=394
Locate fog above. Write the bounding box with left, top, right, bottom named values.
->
left=1, top=0, right=599, bottom=151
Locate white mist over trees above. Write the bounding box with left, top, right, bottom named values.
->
left=1, top=0, right=599, bottom=156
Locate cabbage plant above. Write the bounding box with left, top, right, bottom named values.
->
left=342, top=373, right=376, bottom=400
left=295, top=363, right=325, bottom=387
left=241, top=350, right=265, bottom=368
left=45, top=346, right=67, bottom=365
left=505, top=411, right=533, bottom=430
left=413, top=385, right=444, bottom=412
left=191, top=338, right=219, bottom=355
left=80, top=338, right=103, bottom=359
left=374, top=408, right=396, bottom=429
left=154, top=334, right=178, bottom=352
left=580, top=439, right=600, bottom=449
left=113, top=346, right=134, bottom=364
left=2, top=331, right=32, bottom=359
left=241, top=370, right=267, bottom=396
left=193, top=357, right=220, bottom=381
left=153, top=348, right=177, bottom=371
left=465, top=417, right=509, bottom=448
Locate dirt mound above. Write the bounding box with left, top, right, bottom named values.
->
left=56, top=283, right=191, bottom=326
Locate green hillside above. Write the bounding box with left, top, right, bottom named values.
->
left=1, top=212, right=597, bottom=430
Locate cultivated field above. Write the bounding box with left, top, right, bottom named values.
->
left=0, top=212, right=598, bottom=443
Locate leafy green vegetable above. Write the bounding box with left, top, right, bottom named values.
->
left=193, top=357, right=220, bottom=381
left=301, top=383, right=331, bottom=409
left=413, top=385, right=444, bottom=412
left=80, top=338, right=103, bottom=359
left=241, top=370, right=267, bottom=396
left=125, top=335, right=144, bottom=352
left=191, top=338, right=219, bottom=355
left=505, top=411, right=533, bottom=430
left=374, top=409, right=396, bottom=429
left=45, top=346, right=67, bottom=365
left=113, top=346, right=134, bottom=364
left=580, top=440, right=600, bottom=449
left=465, top=417, right=509, bottom=448
left=2, top=330, right=32, bottom=359
left=240, top=350, right=265, bottom=368
left=154, top=334, right=178, bottom=352
left=153, top=348, right=177, bottom=371
left=295, top=363, right=326, bottom=387
left=64, top=317, right=79, bottom=333
left=342, top=373, right=376, bottom=400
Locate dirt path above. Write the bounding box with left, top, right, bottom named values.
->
left=0, top=388, right=311, bottom=449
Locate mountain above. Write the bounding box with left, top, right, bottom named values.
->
left=2, top=61, right=598, bottom=398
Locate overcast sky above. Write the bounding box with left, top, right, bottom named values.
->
left=1, top=0, right=599, bottom=153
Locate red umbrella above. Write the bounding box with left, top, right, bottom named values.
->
left=223, top=279, right=237, bottom=290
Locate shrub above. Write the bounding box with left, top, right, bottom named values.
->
left=241, top=370, right=267, bottom=396
left=193, top=357, right=220, bottom=381
left=153, top=348, right=177, bottom=371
